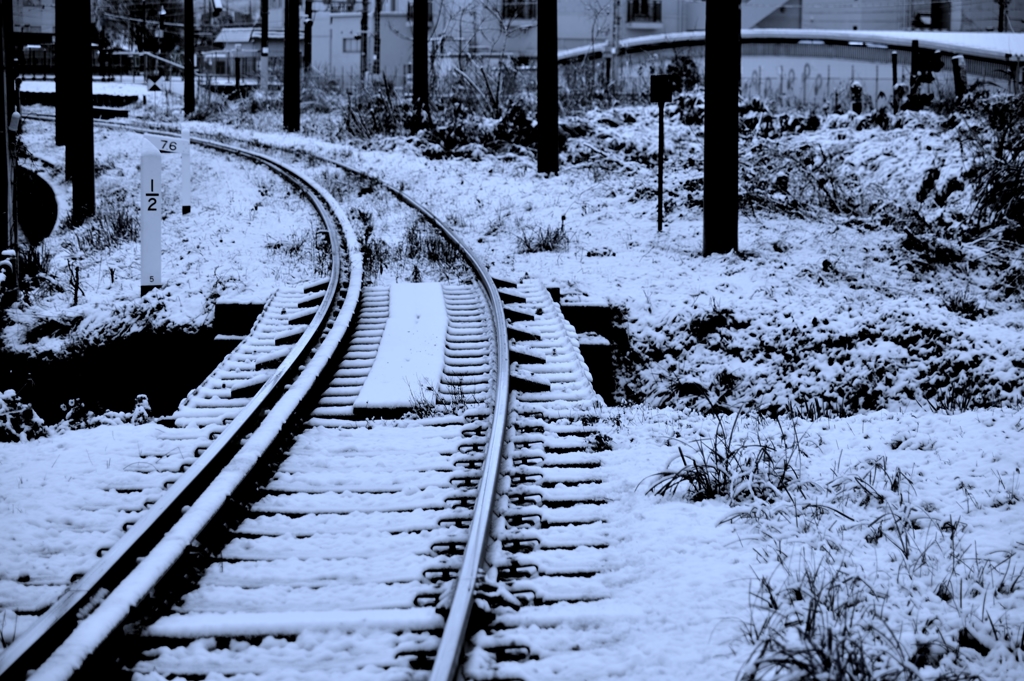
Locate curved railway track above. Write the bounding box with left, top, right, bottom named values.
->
left=3, top=118, right=611, bottom=681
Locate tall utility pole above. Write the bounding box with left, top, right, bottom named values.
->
left=537, top=0, right=558, bottom=174
left=2, top=0, right=15, bottom=271
left=54, top=3, right=68, bottom=148
left=185, top=0, right=195, bottom=114
left=304, top=0, right=313, bottom=70
left=360, top=0, right=369, bottom=79
left=260, top=0, right=269, bottom=91
left=608, top=0, right=620, bottom=90
left=372, top=0, right=381, bottom=75
left=703, top=0, right=740, bottom=255
left=411, top=0, right=428, bottom=128
left=284, top=0, right=300, bottom=130
left=998, top=0, right=1009, bottom=31
left=67, top=0, right=95, bottom=224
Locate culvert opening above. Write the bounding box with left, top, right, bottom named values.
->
left=558, top=301, right=630, bottom=406
left=1, top=326, right=240, bottom=426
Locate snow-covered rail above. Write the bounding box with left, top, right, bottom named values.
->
left=0, top=124, right=363, bottom=679
left=6, top=119, right=614, bottom=680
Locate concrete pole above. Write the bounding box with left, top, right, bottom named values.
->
left=372, top=0, right=381, bottom=76
left=360, top=0, right=369, bottom=79
left=412, top=0, right=428, bottom=128
left=284, top=0, right=300, bottom=131
left=537, top=0, right=558, bottom=175
left=305, top=0, right=313, bottom=71
left=1, top=0, right=14, bottom=266
left=703, top=0, right=739, bottom=255
left=55, top=2, right=68, bottom=148
left=68, top=0, right=94, bottom=224
left=260, top=0, right=269, bottom=91
left=185, top=0, right=195, bottom=115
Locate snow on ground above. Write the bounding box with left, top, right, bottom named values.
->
left=353, top=283, right=447, bottom=411
left=2, top=80, right=1023, bottom=679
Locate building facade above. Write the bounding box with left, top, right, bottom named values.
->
left=308, top=0, right=1023, bottom=84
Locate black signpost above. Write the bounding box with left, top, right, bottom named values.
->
left=650, top=74, right=672, bottom=233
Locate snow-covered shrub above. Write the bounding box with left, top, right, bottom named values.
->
left=960, top=94, right=1024, bottom=229
left=515, top=221, right=570, bottom=254
left=345, top=81, right=405, bottom=138
left=645, top=408, right=803, bottom=506
left=741, top=559, right=917, bottom=681
left=626, top=302, right=1024, bottom=418
left=61, top=202, right=139, bottom=255
left=0, top=390, right=47, bottom=442
left=55, top=394, right=152, bottom=432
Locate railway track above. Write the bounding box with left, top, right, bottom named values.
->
left=3, top=119, right=612, bottom=680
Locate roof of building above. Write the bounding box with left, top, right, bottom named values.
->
left=561, top=29, right=1024, bottom=63
left=213, top=26, right=255, bottom=44
left=213, top=26, right=289, bottom=44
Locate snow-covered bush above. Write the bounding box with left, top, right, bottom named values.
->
left=645, top=407, right=803, bottom=506
left=0, top=389, right=47, bottom=442
left=54, top=394, right=152, bottom=432
left=741, top=559, right=917, bottom=681
left=960, top=94, right=1024, bottom=230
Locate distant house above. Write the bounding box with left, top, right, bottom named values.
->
left=307, top=0, right=1024, bottom=87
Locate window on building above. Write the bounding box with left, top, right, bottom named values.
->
left=502, top=1, right=538, bottom=20
left=343, top=37, right=361, bottom=52
left=627, top=0, right=662, bottom=23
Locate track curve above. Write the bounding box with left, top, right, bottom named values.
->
left=0, top=123, right=364, bottom=679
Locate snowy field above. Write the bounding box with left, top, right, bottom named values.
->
left=2, top=79, right=1023, bottom=680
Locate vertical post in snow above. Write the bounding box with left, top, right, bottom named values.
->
left=260, top=0, right=269, bottom=92
left=537, top=0, right=558, bottom=175
left=304, top=0, right=313, bottom=71
left=2, top=0, right=15, bottom=272
left=952, top=54, right=967, bottom=98
left=703, top=0, right=739, bottom=255
left=181, top=124, right=191, bottom=214
left=412, top=0, right=429, bottom=130
left=360, top=0, right=369, bottom=80
left=657, top=99, right=664, bottom=232
left=185, top=0, right=195, bottom=115
left=284, top=0, right=300, bottom=131
left=650, top=73, right=672, bottom=234
left=54, top=3, right=68, bottom=149
left=68, top=0, right=94, bottom=224
left=140, top=142, right=162, bottom=295
left=372, top=0, right=381, bottom=75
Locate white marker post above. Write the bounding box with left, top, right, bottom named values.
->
left=141, top=140, right=162, bottom=295
left=181, top=123, right=191, bottom=214
left=143, top=128, right=191, bottom=214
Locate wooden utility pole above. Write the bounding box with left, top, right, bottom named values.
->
left=703, top=0, right=740, bottom=255
left=304, top=0, right=313, bottom=71
left=537, top=0, right=558, bottom=174
left=2, top=0, right=15, bottom=270
left=260, top=0, right=269, bottom=91
left=185, top=0, right=195, bottom=114
left=412, top=0, right=429, bottom=128
left=998, top=0, right=1009, bottom=32
left=360, top=0, right=369, bottom=79
left=67, top=0, right=94, bottom=224
left=372, top=0, right=381, bottom=75
left=55, top=3, right=68, bottom=148
left=284, top=0, right=300, bottom=131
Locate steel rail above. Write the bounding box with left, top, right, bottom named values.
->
left=0, top=121, right=363, bottom=680
left=16, top=115, right=510, bottom=679
left=297, top=151, right=512, bottom=681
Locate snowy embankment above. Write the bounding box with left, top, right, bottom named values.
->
left=2, top=81, right=1022, bottom=680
